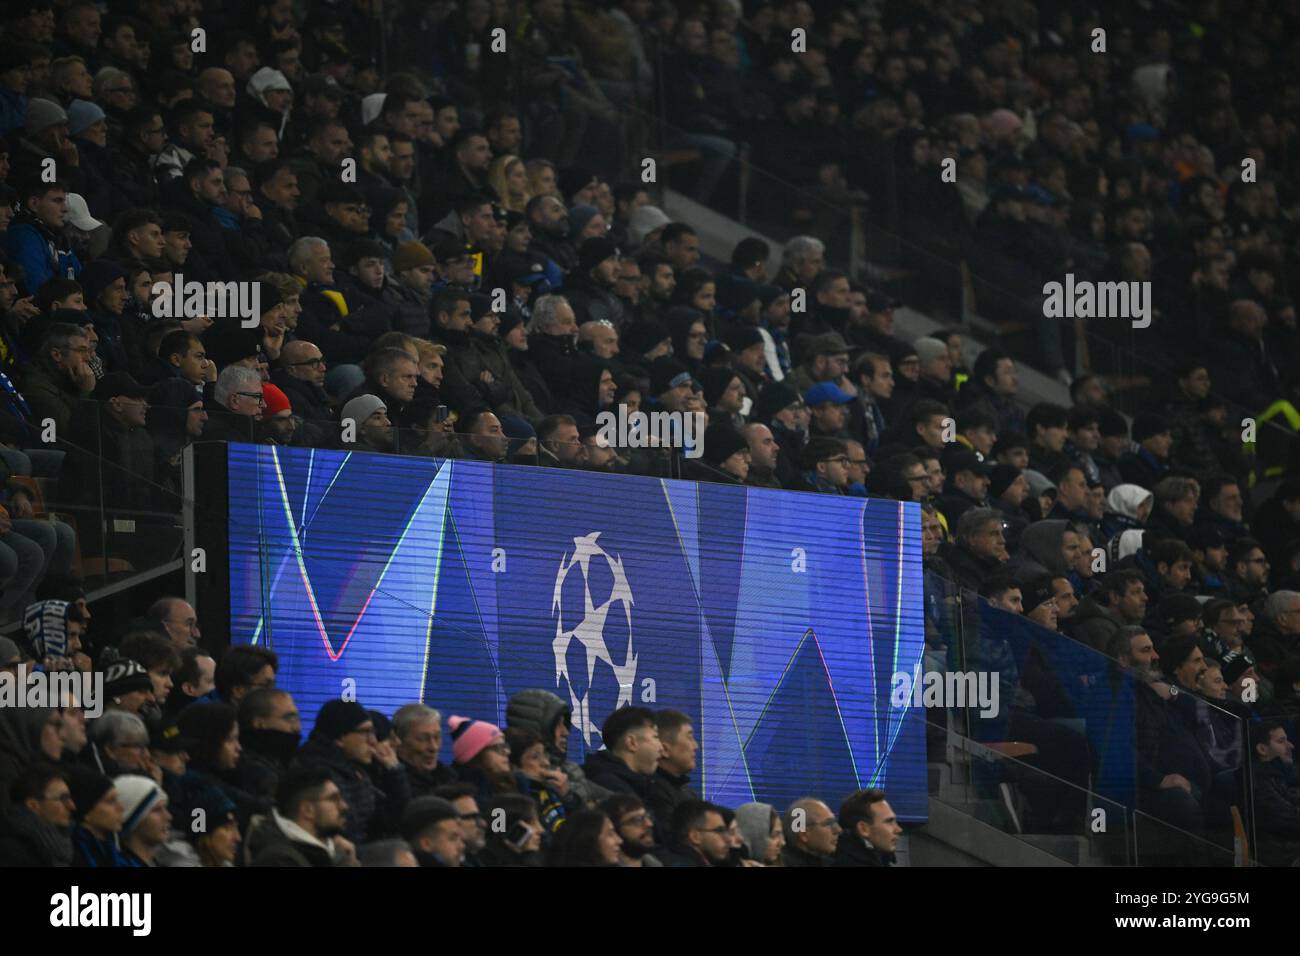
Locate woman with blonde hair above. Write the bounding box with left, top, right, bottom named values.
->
left=489, top=155, right=533, bottom=213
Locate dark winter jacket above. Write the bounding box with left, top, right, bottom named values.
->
left=292, top=735, right=411, bottom=843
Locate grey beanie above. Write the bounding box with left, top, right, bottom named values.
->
left=26, top=98, right=68, bottom=134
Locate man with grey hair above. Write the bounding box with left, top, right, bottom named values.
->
left=18, top=322, right=96, bottom=437
left=1253, top=590, right=1300, bottom=677
left=202, top=365, right=262, bottom=442
left=392, top=703, right=456, bottom=796
left=528, top=294, right=580, bottom=401
left=291, top=235, right=390, bottom=378
left=946, top=507, right=1010, bottom=591
left=90, top=710, right=152, bottom=776
left=777, top=236, right=826, bottom=289
left=913, top=336, right=956, bottom=404
left=578, top=320, right=619, bottom=359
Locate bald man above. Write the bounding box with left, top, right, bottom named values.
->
left=782, top=798, right=840, bottom=867
left=197, top=68, right=238, bottom=111
left=578, top=320, right=619, bottom=359
left=271, top=339, right=334, bottom=428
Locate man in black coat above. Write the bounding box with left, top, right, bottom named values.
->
left=943, top=507, right=1010, bottom=592
left=832, top=788, right=901, bottom=867
left=646, top=710, right=699, bottom=831
left=1249, top=720, right=1300, bottom=866
left=580, top=707, right=660, bottom=810
left=271, top=339, right=334, bottom=442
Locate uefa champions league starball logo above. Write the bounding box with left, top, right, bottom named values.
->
left=552, top=532, right=638, bottom=746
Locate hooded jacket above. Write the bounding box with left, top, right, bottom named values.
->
left=1009, top=519, right=1071, bottom=578
left=505, top=689, right=610, bottom=804
left=1102, top=484, right=1152, bottom=540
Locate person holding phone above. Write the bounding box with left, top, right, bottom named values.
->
left=476, top=794, right=544, bottom=867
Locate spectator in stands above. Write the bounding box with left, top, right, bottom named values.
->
left=213, top=646, right=276, bottom=706
left=6, top=177, right=81, bottom=294
left=392, top=703, right=455, bottom=798
left=833, top=788, right=902, bottom=867
left=782, top=797, right=839, bottom=867
left=945, top=507, right=1010, bottom=592
left=67, top=767, right=130, bottom=866
left=247, top=767, right=357, bottom=867
left=293, top=700, right=408, bottom=844
left=203, top=366, right=262, bottom=443
left=399, top=796, right=465, bottom=868
left=1119, top=415, right=1174, bottom=490
left=431, top=783, right=487, bottom=866
left=505, top=688, right=608, bottom=805
left=0, top=765, right=74, bottom=866
left=1248, top=720, right=1300, bottom=866
left=581, top=706, right=660, bottom=810
left=735, top=802, right=784, bottom=866
left=646, top=709, right=698, bottom=829
left=657, top=799, right=731, bottom=868
left=603, top=793, right=660, bottom=867
left=18, top=322, right=94, bottom=437
left=1069, top=570, right=1149, bottom=652
left=235, top=688, right=301, bottom=803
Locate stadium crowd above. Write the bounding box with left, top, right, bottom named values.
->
left=2, top=0, right=1300, bottom=865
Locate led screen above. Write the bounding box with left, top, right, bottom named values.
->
left=225, top=444, right=928, bottom=819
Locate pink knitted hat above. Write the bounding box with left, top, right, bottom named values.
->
left=448, top=715, right=504, bottom=765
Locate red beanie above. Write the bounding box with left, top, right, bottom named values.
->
left=262, top=382, right=292, bottom=416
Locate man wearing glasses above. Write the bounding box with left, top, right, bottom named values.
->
left=296, top=699, right=411, bottom=845
left=17, top=321, right=94, bottom=436
left=202, top=365, right=264, bottom=442
left=795, top=436, right=851, bottom=494
left=0, top=765, right=76, bottom=866
left=272, top=339, right=333, bottom=434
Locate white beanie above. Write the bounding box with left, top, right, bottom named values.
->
left=114, top=775, right=167, bottom=836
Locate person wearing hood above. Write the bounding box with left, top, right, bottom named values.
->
left=0, top=764, right=75, bottom=866
left=688, top=421, right=751, bottom=484
left=245, top=66, right=294, bottom=139
left=558, top=352, right=616, bottom=427
left=735, top=801, right=785, bottom=866
left=231, top=687, right=300, bottom=803
left=292, top=699, right=409, bottom=843
left=147, top=378, right=206, bottom=496
left=0, top=703, right=64, bottom=816
left=505, top=688, right=610, bottom=805
left=564, top=237, right=627, bottom=329
left=1103, top=483, right=1153, bottom=541
left=667, top=306, right=709, bottom=380
left=1009, top=519, right=1081, bottom=582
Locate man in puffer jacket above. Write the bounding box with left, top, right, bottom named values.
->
left=505, top=689, right=610, bottom=805
left=291, top=700, right=410, bottom=843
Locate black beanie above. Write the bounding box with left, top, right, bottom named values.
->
left=989, top=464, right=1022, bottom=499
left=623, top=320, right=671, bottom=356
left=67, top=766, right=114, bottom=820
left=755, top=382, right=800, bottom=422
left=702, top=422, right=750, bottom=466
left=650, top=356, right=691, bottom=396
left=314, top=699, right=370, bottom=740
left=701, top=367, right=740, bottom=408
